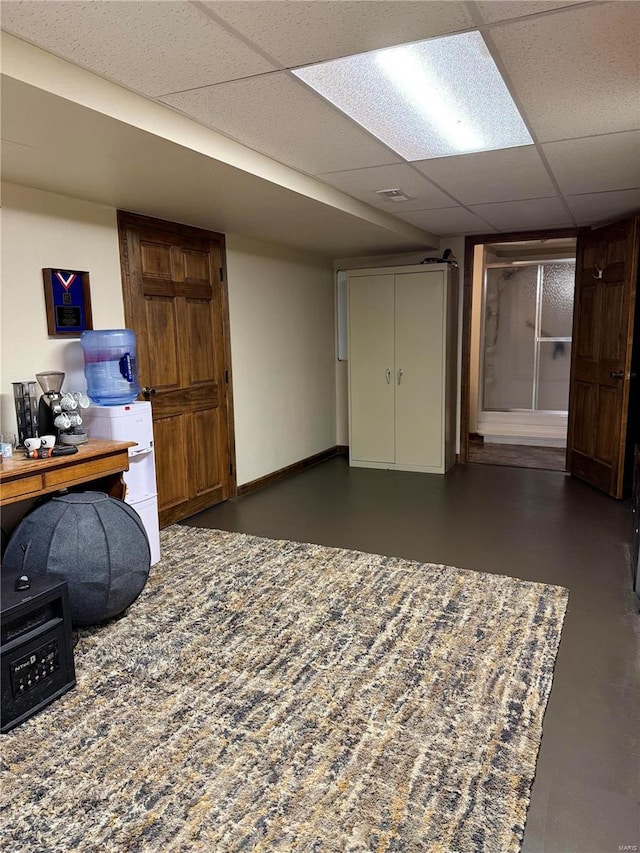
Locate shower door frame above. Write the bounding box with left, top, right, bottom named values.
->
left=479, top=258, right=574, bottom=418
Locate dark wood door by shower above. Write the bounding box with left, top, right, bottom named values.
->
left=567, top=215, right=639, bottom=498
left=118, top=212, right=235, bottom=526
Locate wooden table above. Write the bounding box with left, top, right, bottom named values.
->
left=0, top=439, right=136, bottom=506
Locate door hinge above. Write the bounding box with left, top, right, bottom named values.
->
left=224, top=369, right=229, bottom=384
left=219, top=267, right=224, bottom=281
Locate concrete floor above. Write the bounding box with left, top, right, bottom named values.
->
left=183, top=458, right=640, bottom=853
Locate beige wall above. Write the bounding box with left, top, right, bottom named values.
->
left=1, top=184, right=337, bottom=488
left=0, top=183, right=125, bottom=439
left=226, top=234, right=336, bottom=486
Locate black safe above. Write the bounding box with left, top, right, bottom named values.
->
left=1, top=573, right=76, bottom=733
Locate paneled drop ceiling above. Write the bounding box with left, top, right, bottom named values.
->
left=1, top=0, right=639, bottom=256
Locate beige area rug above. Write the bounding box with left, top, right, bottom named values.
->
left=1, top=526, right=568, bottom=852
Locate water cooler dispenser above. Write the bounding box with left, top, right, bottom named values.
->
left=81, top=329, right=141, bottom=406
left=81, top=402, right=161, bottom=566
left=80, top=330, right=160, bottom=565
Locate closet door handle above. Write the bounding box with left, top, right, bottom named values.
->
left=385, top=368, right=391, bottom=384
left=397, top=368, right=404, bottom=385
left=609, top=371, right=624, bottom=380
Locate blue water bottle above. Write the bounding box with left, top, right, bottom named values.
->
left=81, top=329, right=141, bottom=405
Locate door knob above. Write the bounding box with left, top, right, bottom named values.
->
left=397, top=369, right=404, bottom=385
left=609, top=371, right=624, bottom=380
left=385, top=368, right=391, bottom=384
left=141, top=386, right=157, bottom=397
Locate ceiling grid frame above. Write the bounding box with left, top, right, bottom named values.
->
left=1, top=0, right=638, bottom=248
left=463, top=0, right=579, bottom=227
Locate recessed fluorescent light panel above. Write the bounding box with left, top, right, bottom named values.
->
left=293, top=32, right=533, bottom=161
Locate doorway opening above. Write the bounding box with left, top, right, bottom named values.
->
left=462, top=229, right=581, bottom=471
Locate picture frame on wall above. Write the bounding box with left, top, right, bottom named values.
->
left=42, top=267, right=93, bottom=337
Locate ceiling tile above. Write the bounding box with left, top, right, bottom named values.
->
left=396, top=207, right=496, bottom=235
left=543, top=132, right=640, bottom=195
left=317, top=164, right=455, bottom=211
left=414, top=147, right=556, bottom=204
left=489, top=3, right=640, bottom=141
left=566, top=189, right=640, bottom=225
left=475, top=1, right=584, bottom=25
left=204, top=1, right=474, bottom=68
left=160, top=73, right=401, bottom=174
left=469, top=197, right=573, bottom=230
left=0, top=1, right=278, bottom=97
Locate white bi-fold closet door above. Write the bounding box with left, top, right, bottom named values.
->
left=347, top=264, right=457, bottom=474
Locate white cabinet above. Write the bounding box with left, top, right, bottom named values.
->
left=347, top=264, right=458, bottom=474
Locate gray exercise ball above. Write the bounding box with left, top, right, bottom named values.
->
left=4, top=491, right=151, bottom=627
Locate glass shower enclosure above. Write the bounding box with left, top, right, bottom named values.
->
left=482, top=261, right=575, bottom=414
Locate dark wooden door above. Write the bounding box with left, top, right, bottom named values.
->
left=567, top=215, right=639, bottom=497
left=118, top=212, right=235, bottom=526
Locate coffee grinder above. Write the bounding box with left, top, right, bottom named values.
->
left=36, top=371, right=65, bottom=438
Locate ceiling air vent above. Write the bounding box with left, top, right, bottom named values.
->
left=375, top=188, right=411, bottom=202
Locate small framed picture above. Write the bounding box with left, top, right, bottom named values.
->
left=43, top=268, right=94, bottom=337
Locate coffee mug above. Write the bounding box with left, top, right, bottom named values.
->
left=24, top=437, right=41, bottom=451
left=40, top=434, right=56, bottom=449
